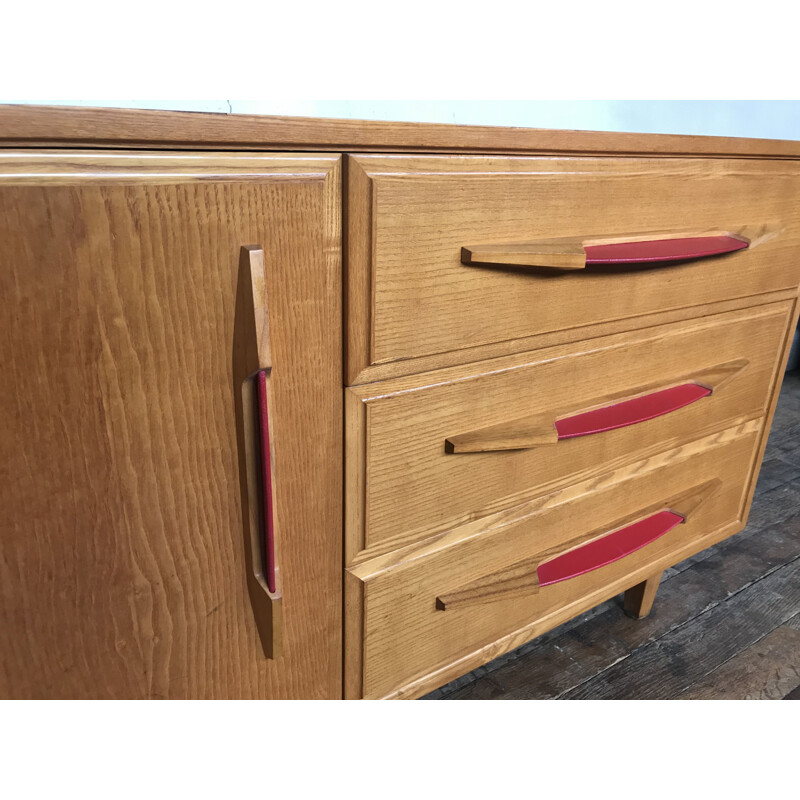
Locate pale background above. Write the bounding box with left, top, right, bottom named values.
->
left=16, top=100, right=800, bottom=141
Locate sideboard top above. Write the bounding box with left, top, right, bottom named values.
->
left=1, top=104, right=800, bottom=158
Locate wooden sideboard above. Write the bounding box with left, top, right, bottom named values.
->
left=1, top=105, right=799, bottom=699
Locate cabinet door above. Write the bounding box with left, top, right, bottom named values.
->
left=0, top=152, right=342, bottom=698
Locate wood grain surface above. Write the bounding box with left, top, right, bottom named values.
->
left=3, top=105, right=800, bottom=702
left=461, top=229, right=750, bottom=271
left=4, top=105, right=800, bottom=158
left=346, top=430, right=759, bottom=698
left=346, top=155, right=800, bottom=382
left=346, top=303, right=790, bottom=559
left=623, top=572, right=664, bottom=619
left=677, top=626, right=800, bottom=699
left=444, top=358, right=748, bottom=454
left=0, top=152, right=342, bottom=699
left=434, top=481, right=716, bottom=612
left=427, top=373, right=800, bottom=700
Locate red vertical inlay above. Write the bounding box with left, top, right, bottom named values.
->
left=256, top=370, right=276, bottom=593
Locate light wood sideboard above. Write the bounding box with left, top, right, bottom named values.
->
left=1, top=105, right=799, bottom=699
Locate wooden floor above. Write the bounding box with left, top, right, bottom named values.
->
left=425, top=371, right=800, bottom=700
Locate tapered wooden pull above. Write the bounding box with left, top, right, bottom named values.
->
left=435, top=480, right=720, bottom=611
left=234, top=245, right=282, bottom=658
left=245, top=245, right=273, bottom=372
left=445, top=359, right=748, bottom=454
left=462, top=230, right=749, bottom=271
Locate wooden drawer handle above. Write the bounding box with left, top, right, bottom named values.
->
left=445, top=359, right=748, bottom=454
left=462, top=231, right=749, bottom=271
left=435, top=480, right=719, bottom=611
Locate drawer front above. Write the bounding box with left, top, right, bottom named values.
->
left=346, top=302, right=792, bottom=560
left=347, top=155, right=800, bottom=382
left=346, top=429, right=761, bottom=699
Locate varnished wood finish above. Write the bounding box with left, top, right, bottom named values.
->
left=435, top=482, right=717, bottom=611
left=0, top=152, right=342, bottom=699
left=348, top=420, right=762, bottom=581
left=462, top=238, right=591, bottom=271
left=446, top=415, right=559, bottom=453
left=5, top=105, right=800, bottom=158
left=344, top=289, right=798, bottom=386
left=431, top=375, right=800, bottom=701
left=623, top=572, right=664, bottom=619
left=445, top=358, right=748, bottom=454
left=4, top=106, right=800, bottom=702
left=346, top=431, right=760, bottom=698
left=346, top=155, right=800, bottom=383
left=346, top=304, right=790, bottom=560
left=462, top=230, right=749, bottom=271
left=233, top=246, right=281, bottom=658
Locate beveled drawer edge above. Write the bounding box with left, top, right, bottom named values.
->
left=737, top=294, right=800, bottom=526
left=343, top=571, right=365, bottom=702
left=372, top=517, right=747, bottom=700
left=348, top=292, right=800, bottom=701
left=345, top=153, right=798, bottom=385
left=348, top=300, right=791, bottom=402
left=347, top=415, right=762, bottom=579
left=344, top=299, right=793, bottom=566
left=347, top=288, right=798, bottom=386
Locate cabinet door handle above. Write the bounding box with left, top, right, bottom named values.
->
left=445, top=359, right=748, bottom=454
left=462, top=231, right=749, bottom=271
left=233, top=245, right=282, bottom=658
left=435, top=480, right=719, bottom=611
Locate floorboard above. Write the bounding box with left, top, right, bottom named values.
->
left=676, top=624, right=800, bottom=700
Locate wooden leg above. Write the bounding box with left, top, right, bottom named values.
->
left=623, top=571, right=664, bottom=619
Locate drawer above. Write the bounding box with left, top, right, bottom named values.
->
left=347, top=155, right=800, bottom=382
left=345, top=428, right=761, bottom=699
left=346, top=302, right=792, bottom=560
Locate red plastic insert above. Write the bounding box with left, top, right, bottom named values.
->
left=555, top=383, right=711, bottom=440
left=537, top=509, right=684, bottom=587
left=256, top=370, right=276, bottom=594
left=584, top=235, right=748, bottom=265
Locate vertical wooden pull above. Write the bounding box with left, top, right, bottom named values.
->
left=233, top=245, right=282, bottom=658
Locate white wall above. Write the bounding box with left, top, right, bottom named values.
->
left=18, top=100, right=800, bottom=141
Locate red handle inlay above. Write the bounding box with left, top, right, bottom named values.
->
left=583, top=235, right=748, bottom=265
left=537, top=509, right=684, bottom=587
left=555, top=383, right=711, bottom=440
left=256, top=370, right=276, bottom=594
